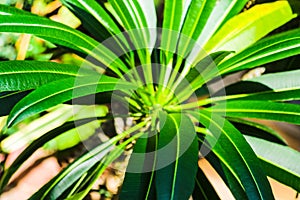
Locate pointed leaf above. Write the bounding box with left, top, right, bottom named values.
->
left=246, top=136, right=300, bottom=192
left=155, top=113, right=198, bottom=200
left=120, top=133, right=157, bottom=200
left=191, top=110, right=274, bottom=199
left=210, top=100, right=300, bottom=125
left=204, top=1, right=296, bottom=53
left=7, top=75, right=136, bottom=127
left=0, top=61, right=93, bottom=91
left=218, top=28, right=300, bottom=75
left=0, top=118, right=94, bottom=192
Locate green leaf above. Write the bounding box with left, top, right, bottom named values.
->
left=155, top=113, right=198, bottom=200
left=160, top=0, right=184, bottom=59
left=61, top=0, right=122, bottom=35
left=188, top=0, right=249, bottom=63
left=30, top=141, right=114, bottom=200
left=204, top=152, right=247, bottom=200
left=191, top=110, right=274, bottom=199
left=120, top=133, right=157, bottom=200
left=31, top=124, right=146, bottom=200
left=108, top=0, right=154, bottom=49
left=204, top=1, right=296, bottom=54
left=228, top=117, right=287, bottom=145
left=0, top=118, right=94, bottom=192
left=209, top=100, right=300, bottom=125
left=0, top=14, right=128, bottom=76
left=0, top=61, right=93, bottom=91
left=222, top=69, right=300, bottom=102
left=6, top=75, right=136, bottom=127
left=246, top=136, right=300, bottom=192
left=192, top=167, right=220, bottom=200
left=0, top=4, right=34, bottom=16
left=218, top=28, right=300, bottom=75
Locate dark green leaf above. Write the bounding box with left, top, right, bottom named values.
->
left=192, top=167, right=220, bottom=200
left=191, top=110, right=274, bottom=199
left=155, top=113, right=198, bottom=200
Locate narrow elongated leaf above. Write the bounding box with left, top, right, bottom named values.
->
left=188, top=0, right=249, bottom=63
left=0, top=14, right=128, bottom=75
left=6, top=75, right=136, bottom=127
left=205, top=152, right=248, bottom=200
left=108, top=0, right=153, bottom=49
left=30, top=140, right=114, bottom=200
left=0, top=118, right=94, bottom=192
left=160, top=0, right=184, bottom=58
left=155, top=113, right=198, bottom=200
left=209, top=100, right=300, bottom=125
left=0, top=61, right=93, bottom=91
left=246, top=136, right=300, bottom=192
left=192, top=110, right=274, bottom=199
left=120, top=133, right=157, bottom=200
left=204, top=1, right=296, bottom=53
left=61, top=0, right=122, bottom=35
left=217, top=69, right=300, bottom=102
left=0, top=4, right=34, bottom=16
left=218, top=28, right=300, bottom=75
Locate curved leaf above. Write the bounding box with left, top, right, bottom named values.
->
left=246, top=136, right=300, bottom=192
left=6, top=75, right=136, bottom=127
left=209, top=100, right=300, bottom=125
left=0, top=14, right=128, bottom=76
left=0, top=118, right=94, bottom=192
left=0, top=61, right=93, bottom=91
left=204, top=1, right=296, bottom=53
left=218, top=28, right=300, bottom=75
left=155, top=113, right=198, bottom=200
left=191, top=110, right=274, bottom=199
left=0, top=4, right=34, bottom=16
left=188, top=0, right=249, bottom=63
left=120, top=133, right=157, bottom=200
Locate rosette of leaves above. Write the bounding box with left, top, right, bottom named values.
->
left=0, top=0, right=300, bottom=199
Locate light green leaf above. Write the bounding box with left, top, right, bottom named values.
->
left=218, top=28, right=300, bottom=75
left=204, top=1, right=296, bottom=54
left=0, top=61, right=93, bottom=91
left=192, top=110, right=274, bottom=199
left=209, top=100, right=300, bottom=125
left=155, top=113, right=198, bottom=200
left=188, top=0, right=248, bottom=64
left=160, top=0, right=184, bottom=58
left=246, top=136, right=300, bottom=192
left=108, top=0, right=154, bottom=49
left=6, top=75, right=136, bottom=127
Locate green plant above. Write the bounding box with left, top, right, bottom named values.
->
left=0, top=0, right=300, bottom=199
